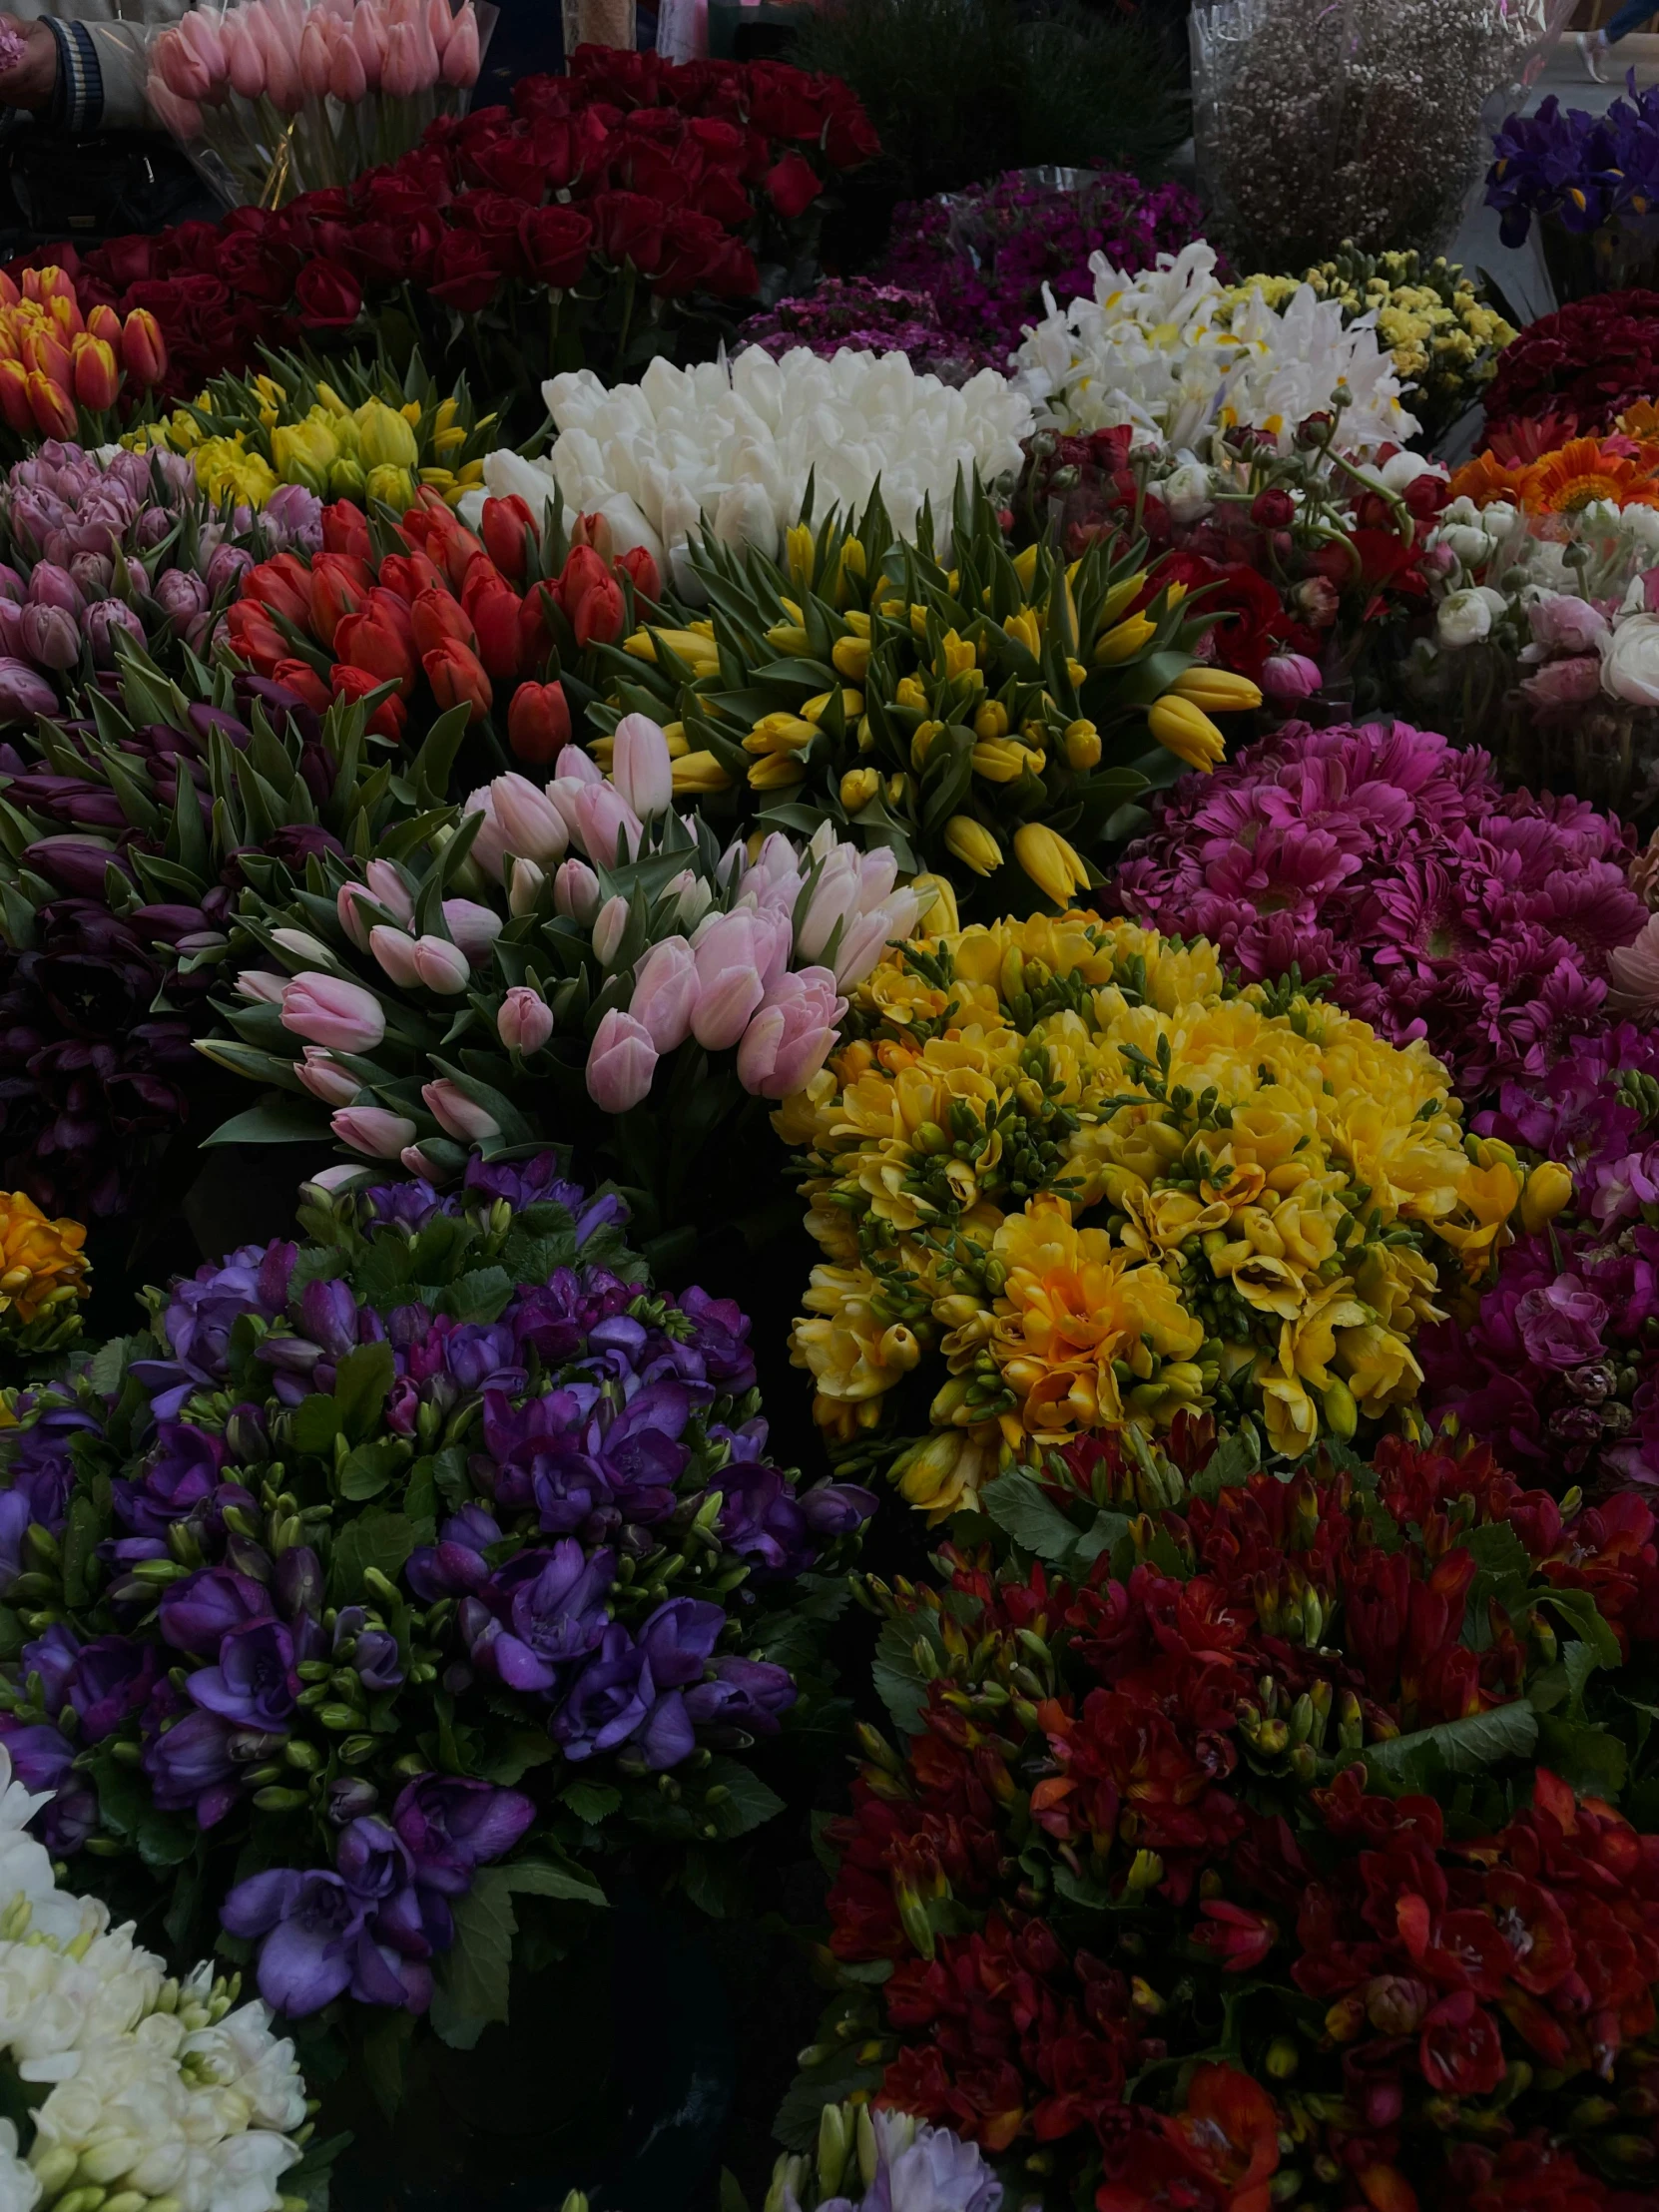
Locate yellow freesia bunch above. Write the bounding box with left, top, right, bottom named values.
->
left=127, top=348, right=494, bottom=513
left=595, top=481, right=1259, bottom=919
left=778, top=910, right=1565, bottom=1521
left=0, top=1191, right=89, bottom=1354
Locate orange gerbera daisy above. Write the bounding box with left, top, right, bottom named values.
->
left=1520, top=436, right=1659, bottom=514
left=1617, top=399, right=1659, bottom=440
left=1447, top=450, right=1529, bottom=509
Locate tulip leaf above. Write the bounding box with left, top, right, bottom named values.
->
left=202, top=1097, right=329, bottom=1147
left=335, top=1342, right=396, bottom=1442
left=409, top=703, right=471, bottom=811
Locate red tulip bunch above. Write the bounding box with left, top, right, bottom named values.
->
left=804, top=1421, right=1659, bottom=2211
left=224, top=484, right=658, bottom=763
left=13, top=50, right=878, bottom=422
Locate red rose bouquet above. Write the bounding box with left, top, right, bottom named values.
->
left=797, top=1421, right=1659, bottom=2211
left=1481, top=291, right=1659, bottom=445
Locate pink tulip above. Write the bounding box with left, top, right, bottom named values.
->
left=339, top=868, right=412, bottom=951
left=796, top=849, right=862, bottom=962
left=427, top=0, right=454, bottom=51
left=569, top=783, right=643, bottom=866
left=298, top=15, right=335, bottom=97
left=736, top=966, right=845, bottom=1098
left=305, top=1163, right=368, bottom=1198
left=296, top=1048, right=361, bottom=1106
left=834, top=889, right=923, bottom=989
left=154, top=27, right=214, bottom=103
left=611, top=713, right=673, bottom=819
left=586, top=1009, right=657, bottom=1112
left=251, top=3, right=304, bottom=113
left=1261, top=652, right=1323, bottom=704
left=441, top=898, right=502, bottom=963
left=421, top=1078, right=500, bottom=1143
left=332, top=1106, right=417, bottom=1157
left=628, top=934, right=698, bottom=1052
left=554, top=858, right=601, bottom=923
left=498, top=986, right=554, bottom=1053
left=369, top=924, right=422, bottom=987
left=178, top=8, right=230, bottom=87
left=401, top=1145, right=440, bottom=1179
left=555, top=744, right=602, bottom=787
left=690, top=910, right=783, bottom=1050
left=461, top=786, right=507, bottom=877
left=148, top=80, right=205, bottom=137
left=489, top=772, right=569, bottom=865
left=352, top=0, right=386, bottom=87
left=328, top=29, right=367, bottom=99
left=413, top=934, right=472, bottom=993
left=439, top=1, right=480, bottom=85
left=224, top=16, right=268, bottom=98
left=281, top=972, right=386, bottom=1051
left=381, top=20, right=427, bottom=95
left=508, top=858, right=545, bottom=916
left=236, top=970, right=289, bottom=1006
left=365, top=859, right=415, bottom=923
left=592, top=894, right=629, bottom=968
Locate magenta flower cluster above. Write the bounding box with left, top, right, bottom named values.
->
left=1421, top=1022, right=1659, bottom=1494
left=1106, top=719, right=1649, bottom=1099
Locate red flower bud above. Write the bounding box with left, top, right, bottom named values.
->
left=409, top=585, right=475, bottom=663
left=507, top=679, right=571, bottom=767
left=616, top=543, right=661, bottom=607
left=572, top=570, right=624, bottom=651
left=330, top=662, right=408, bottom=744
left=119, top=307, right=167, bottom=389
left=1250, top=487, right=1296, bottom=531
left=308, top=551, right=372, bottom=650
left=332, top=603, right=417, bottom=696
left=423, top=635, right=494, bottom=723
left=272, top=657, right=333, bottom=715
left=226, top=599, right=288, bottom=678
left=556, top=542, right=611, bottom=623
left=480, top=493, right=538, bottom=584
left=467, top=578, right=525, bottom=683
left=321, top=501, right=373, bottom=562
left=243, top=552, right=313, bottom=630
left=378, top=550, right=450, bottom=605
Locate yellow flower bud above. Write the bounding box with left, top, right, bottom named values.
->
left=355, top=398, right=419, bottom=472
left=1171, top=666, right=1264, bottom=714
left=911, top=719, right=944, bottom=769
left=895, top=676, right=928, bottom=712
left=672, top=751, right=733, bottom=795
left=1013, top=822, right=1088, bottom=907
left=937, top=629, right=976, bottom=680
left=943, top=817, right=1004, bottom=877
left=840, top=767, right=880, bottom=812
left=1322, top=1378, right=1359, bottom=1440
left=1149, top=694, right=1228, bottom=772
left=1096, top=570, right=1147, bottom=628
left=364, top=463, right=415, bottom=512
left=910, top=872, right=958, bottom=935
left=832, top=635, right=871, bottom=682
left=748, top=752, right=808, bottom=791
left=1520, top=1160, right=1575, bottom=1236
left=974, top=699, right=1010, bottom=741
left=661, top=721, right=689, bottom=758
left=786, top=521, right=816, bottom=591
left=886, top=774, right=911, bottom=809
left=744, top=713, right=819, bottom=756
left=1011, top=544, right=1041, bottom=592
left=1003, top=608, right=1042, bottom=658
left=1094, top=613, right=1156, bottom=667
left=971, top=737, right=1029, bottom=783
left=1064, top=718, right=1101, bottom=770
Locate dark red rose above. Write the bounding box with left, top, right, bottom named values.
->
left=462, top=124, right=549, bottom=202
left=425, top=231, right=504, bottom=312
left=124, top=273, right=230, bottom=333
left=687, top=116, right=746, bottom=165
left=216, top=231, right=299, bottom=307
left=654, top=211, right=756, bottom=300
left=744, top=62, right=824, bottom=141
left=91, top=234, right=156, bottom=290
left=450, top=190, right=530, bottom=278
left=343, top=212, right=443, bottom=289
left=690, top=165, right=754, bottom=229
left=824, top=96, right=881, bottom=169
left=588, top=190, right=666, bottom=274
left=518, top=206, right=593, bottom=288
left=293, top=259, right=362, bottom=330
left=764, top=151, right=822, bottom=223
left=612, top=138, right=694, bottom=209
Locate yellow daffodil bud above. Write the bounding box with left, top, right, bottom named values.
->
left=1011, top=544, right=1041, bottom=591
left=840, top=767, right=880, bottom=812
left=911, top=872, right=958, bottom=935
left=1064, top=718, right=1101, bottom=770
left=1149, top=694, right=1228, bottom=772
left=943, top=817, right=1003, bottom=877
left=355, top=397, right=419, bottom=471
left=895, top=675, right=928, bottom=712
left=1014, top=822, right=1087, bottom=907
left=1520, top=1160, right=1575, bottom=1235
left=1172, top=667, right=1264, bottom=714
left=1003, top=607, right=1042, bottom=658
left=832, top=635, right=871, bottom=682
left=745, top=713, right=818, bottom=756
left=671, top=751, right=733, bottom=793
left=1094, top=613, right=1156, bottom=666
left=971, top=738, right=1029, bottom=783
left=786, top=521, right=816, bottom=591
left=1097, top=570, right=1148, bottom=629
left=911, top=719, right=944, bottom=770
left=974, top=699, right=1010, bottom=741
left=748, top=753, right=808, bottom=791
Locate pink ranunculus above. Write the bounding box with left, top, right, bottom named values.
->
left=628, top=934, right=699, bottom=1052
left=586, top=1008, right=657, bottom=1111
left=280, top=971, right=386, bottom=1052
left=1520, top=654, right=1604, bottom=710
left=498, top=986, right=553, bottom=1053
left=1261, top=651, right=1323, bottom=703
left=421, top=1078, right=500, bottom=1143
left=1527, top=592, right=1609, bottom=655
left=736, top=966, right=846, bottom=1098
left=331, top=1106, right=417, bottom=1157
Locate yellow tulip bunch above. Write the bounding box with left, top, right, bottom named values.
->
left=127, top=349, right=494, bottom=513
left=597, top=481, right=1259, bottom=918
left=0, top=1191, right=90, bottom=1356
left=777, top=910, right=1566, bottom=1521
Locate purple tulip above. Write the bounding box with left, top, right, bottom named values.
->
left=159, top=1567, right=273, bottom=1660
left=0, top=656, right=55, bottom=722
left=550, top=1624, right=655, bottom=1762
left=26, top=561, right=84, bottom=615
left=67, top=551, right=113, bottom=601
left=153, top=568, right=209, bottom=623
left=17, top=602, right=80, bottom=673
left=187, top=1617, right=299, bottom=1731
left=0, top=562, right=25, bottom=603
left=84, top=599, right=148, bottom=670
left=262, top=482, right=323, bottom=550
left=205, top=541, right=255, bottom=598
left=391, top=1774, right=534, bottom=1896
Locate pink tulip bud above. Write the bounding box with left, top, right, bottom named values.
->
left=441, top=897, right=503, bottom=963
left=252, top=4, right=304, bottom=113
left=369, top=923, right=422, bottom=987
left=611, top=713, right=673, bottom=820
left=304, top=1163, right=370, bottom=1199
left=412, top=934, right=472, bottom=993
left=421, top=1078, right=501, bottom=1143
left=570, top=783, right=643, bottom=866
left=586, top=1008, right=657, bottom=1112
left=592, top=894, right=629, bottom=968
left=461, top=786, right=506, bottom=877
left=224, top=17, right=268, bottom=98
left=498, top=986, right=554, bottom=1053
left=555, top=744, right=602, bottom=787
left=833, top=892, right=920, bottom=989
left=1261, top=652, right=1323, bottom=704
left=351, top=0, right=385, bottom=88
left=328, top=28, right=367, bottom=99
left=281, top=971, right=386, bottom=1051
left=427, top=0, right=453, bottom=51
left=554, top=858, right=601, bottom=924
left=296, top=1048, right=361, bottom=1106
left=401, top=1145, right=440, bottom=1178
left=489, top=772, right=569, bottom=865
left=271, top=927, right=335, bottom=967
left=736, top=966, right=846, bottom=1098
left=364, top=858, right=415, bottom=924
left=237, top=969, right=290, bottom=1006
left=439, top=0, right=479, bottom=83
left=628, top=934, right=698, bottom=1052
left=507, top=858, right=545, bottom=916
left=332, top=1106, right=417, bottom=1157
left=178, top=7, right=229, bottom=85
left=381, top=20, right=425, bottom=94
left=796, top=849, right=862, bottom=963
left=297, top=14, right=333, bottom=96
left=690, top=911, right=773, bottom=1050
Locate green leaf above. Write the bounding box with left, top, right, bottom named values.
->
left=699, top=1756, right=785, bottom=1840
left=872, top=1614, right=940, bottom=1738
left=979, top=1469, right=1126, bottom=1570
left=719, top=2171, right=751, bottom=2212
left=359, top=2011, right=413, bottom=2123
left=289, top=1393, right=341, bottom=1455
left=472, top=1728, right=554, bottom=1787
left=561, top=1781, right=620, bottom=1825
left=335, top=1342, right=395, bottom=1443
left=91, top=1746, right=151, bottom=1837
left=88, top=1336, right=137, bottom=1397
left=202, top=1097, right=325, bottom=1146
left=60, top=1492, right=100, bottom=1610
left=429, top=1867, right=515, bottom=2046
left=329, top=1511, right=415, bottom=1605
left=441, top=1267, right=514, bottom=1326
left=1538, top=1587, right=1623, bottom=1673
left=338, top=1436, right=405, bottom=1503
left=136, top=1809, right=196, bottom=1870
left=1362, top=1699, right=1538, bottom=1786
left=502, top=1858, right=607, bottom=1908
left=1538, top=1714, right=1629, bottom=1801
left=1188, top=1424, right=1262, bottom=1500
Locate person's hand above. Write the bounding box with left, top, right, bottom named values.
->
left=0, top=17, right=58, bottom=111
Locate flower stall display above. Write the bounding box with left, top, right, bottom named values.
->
left=1011, top=243, right=1418, bottom=458
left=794, top=1421, right=1659, bottom=2208
left=195, top=725, right=925, bottom=1242
left=47, top=53, right=879, bottom=419
left=1193, top=0, right=1552, bottom=270
left=1488, top=79, right=1659, bottom=303
left=1105, top=719, right=1649, bottom=1101
left=145, top=0, right=487, bottom=210
left=0, top=1157, right=873, bottom=2065
left=1421, top=1017, right=1659, bottom=1495
left=778, top=908, right=1556, bottom=1519
left=0, top=267, right=169, bottom=456
left=0, top=1743, right=313, bottom=2212
left=583, top=481, right=1254, bottom=908
left=130, top=348, right=497, bottom=516
left=765, top=2102, right=1001, bottom=2212
left=463, top=348, right=1035, bottom=591
left=1479, top=291, right=1659, bottom=447
left=1224, top=247, right=1516, bottom=448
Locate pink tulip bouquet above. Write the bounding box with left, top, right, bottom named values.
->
left=196, top=713, right=929, bottom=1246
left=144, top=0, right=489, bottom=209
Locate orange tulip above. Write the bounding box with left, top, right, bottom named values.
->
left=120, top=308, right=167, bottom=389
left=71, top=333, right=120, bottom=413
left=422, top=636, right=493, bottom=723
left=47, top=292, right=83, bottom=342
left=0, top=360, right=30, bottom=436
left=86, top=302, right=122, bottom=349
left=26, top=371, right=78, bottom=441
left=24, top=328, right=71, bottom=388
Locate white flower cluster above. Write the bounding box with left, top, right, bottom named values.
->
left=1011, top=241, right=1417, bottom=458
left=458, top=347, right=1035, bottom=595
left=0, top=1750, right=308, bottom=2212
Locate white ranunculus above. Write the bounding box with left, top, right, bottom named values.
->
left=1602, top=610, right=1659, bottom=703
left=1160, top=459, right=1216, bottom=524
left=1435, top=586, right=1496, bottom=647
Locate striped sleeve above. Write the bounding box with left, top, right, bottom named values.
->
left=46, top=19, right=103, bottom=133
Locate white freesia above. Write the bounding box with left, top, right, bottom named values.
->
left=458, top=346, right=1034, bottom=574
left=0, top=2124, right=36, bottom=2212
left=1012, top=239, right=1415, bottom=457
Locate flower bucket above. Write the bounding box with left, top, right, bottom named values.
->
left=1540, top=213, right=1659, bottom=305
left=1493, top=692, right=1659, bottom=824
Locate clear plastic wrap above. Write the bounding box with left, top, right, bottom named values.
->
left=1191, top=0, right=1572, bottom=272
left=127, top=0, right=496, bottom=212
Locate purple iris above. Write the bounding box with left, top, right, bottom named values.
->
left=187, top=1618, right=299, bottom=1731
left=479, top=1541, right=614, bottom=1693
left=390, top=1774, right=534, bottom=1897
left=159, top=1567, right=273, bottom=1660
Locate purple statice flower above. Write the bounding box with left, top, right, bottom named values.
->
left=1105, top=719, right=1648, bottom=1100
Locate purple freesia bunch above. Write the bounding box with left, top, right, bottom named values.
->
left=1486, top=80, right=1659, bottom=251
left=1105, top=719, right=1647, bottom=1100
left=1421, top=1023, right=1659, bottom=1493
left=0, top=1154, right=873, bottom=2027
